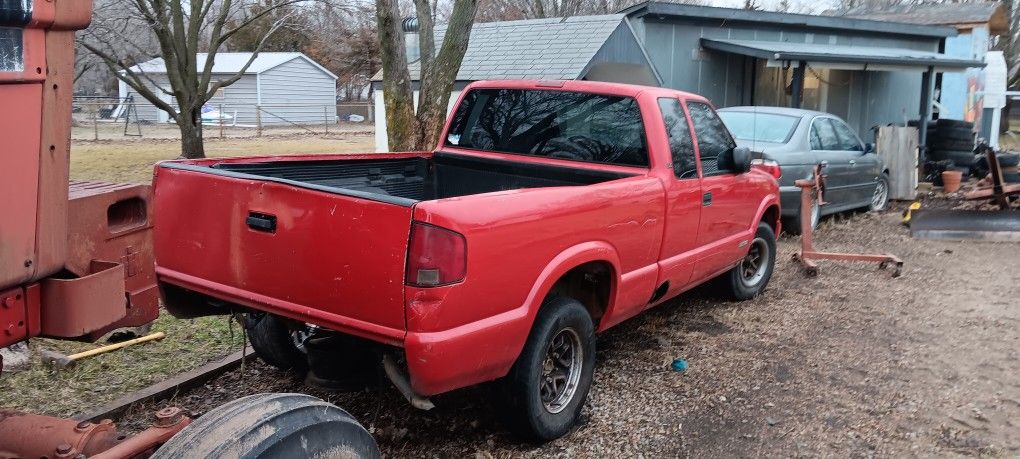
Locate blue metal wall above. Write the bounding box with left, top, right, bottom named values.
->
left=630, top=16, right=940, bottom=138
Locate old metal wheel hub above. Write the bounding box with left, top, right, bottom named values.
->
left=539, top=328, right=583, bottom=414
left=740, top=237, right=769, bottom=286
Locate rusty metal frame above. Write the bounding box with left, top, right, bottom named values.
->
left=791, top=165, right=903, bottom=278
left=963, top=146, right=1020, bottom=208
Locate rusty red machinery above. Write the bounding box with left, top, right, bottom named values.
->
left=791, top=164, right=903, bottom=277
left=0, top=0, right=189, bottom=456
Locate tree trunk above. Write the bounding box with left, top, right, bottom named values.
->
left=376, top=0, right=419, bottom=151
left=414, top=0, right=477, bottom=149
left=178, top=106, right=206, bottom=159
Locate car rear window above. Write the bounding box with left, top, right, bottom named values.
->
left=444, top=88, right=649, bottom=167
left=718, top=111, right=799, bottom=144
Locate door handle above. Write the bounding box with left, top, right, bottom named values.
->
left=246, top=212, right=277, bottom=233
left=702, top=192, right=712, bottom=207
left=849, top=159, right=856, bottom=166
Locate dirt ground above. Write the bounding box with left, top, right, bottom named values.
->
left=120, top=206, right=1020, bottom=457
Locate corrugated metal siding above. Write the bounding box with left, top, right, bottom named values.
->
left=120, top=74, right=170, bottom=122
left=258, top=57, right=337, bottom=125
left=121, top=73, right=260, bottom=126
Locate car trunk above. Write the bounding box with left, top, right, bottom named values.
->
left=154, top=152, right=633, bottom=342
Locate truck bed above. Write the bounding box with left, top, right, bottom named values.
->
left=206, top=152, right=634, bottom=204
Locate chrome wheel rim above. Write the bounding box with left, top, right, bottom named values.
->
left=871, top=180, right=888, bottom=210
left=740, top=237, right=769, bottom=286
left=540, top=328, right=583, bottom=414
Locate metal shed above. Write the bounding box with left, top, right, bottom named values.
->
left=119, top=52, right=338, bottom=127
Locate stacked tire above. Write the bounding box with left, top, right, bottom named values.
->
left=974, top=152, right=1020, bottom=183
left=926, top=119, right=976, bottom=179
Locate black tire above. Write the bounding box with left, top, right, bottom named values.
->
left=997, top=153, right=1020, bottom=168
left=782, top=194, right=819, bottom=236
left=246, top=313, right=309, bottom=373
left=935, top=118, right=974, bottom=130
left=929, top=149, right=976, bottom=167
left=1004, top=172, right=1020, bottom=183
left=869, top=173, right=890, bottom=212
left=721, top=222, right=776, bottom=300
left=152, top=393, right=380, bottom=459
left=933, top=127, right=975, bottom=141
left=500, top=296, right=596, bottom=442
left=930, top=139, right=974, bottom=151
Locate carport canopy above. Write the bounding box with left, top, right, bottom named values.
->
left=700, top=38, right=985, bottom=71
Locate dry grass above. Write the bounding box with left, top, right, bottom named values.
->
left=0, top=131, right=375, bottom=417
left=71, top=131, right=376, bottom=184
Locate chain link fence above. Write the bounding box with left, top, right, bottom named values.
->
left=72, top=97, right=374, bottom=141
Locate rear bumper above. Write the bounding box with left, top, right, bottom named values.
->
left=156, top=267, right=405, bottom=347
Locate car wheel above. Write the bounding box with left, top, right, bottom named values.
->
left=783, top=196, right=819, bottom=236
left=723, top=222, right=776, bottom=300
left=246, top=313, right=311, bottom=373
left=500, top=296, right=595, bottom=442
left=869, top=173, right=890, bottom=212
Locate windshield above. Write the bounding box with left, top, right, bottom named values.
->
left=444, top=88, right=648, bottom=167
left=718, top=111, right=800, bottom=144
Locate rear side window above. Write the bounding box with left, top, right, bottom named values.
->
left=657, top=97, right=697, bottom=179
left=444, top=88, right=648, bottom=167
left=687, top=102, right=737, bottom=175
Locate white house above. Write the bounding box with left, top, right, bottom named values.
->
left=119, top=52, right=337, bottom=126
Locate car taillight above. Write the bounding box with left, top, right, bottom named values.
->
left=752, top=159, right=782, bottom=179
left=405, top=222, right=466, bottom=287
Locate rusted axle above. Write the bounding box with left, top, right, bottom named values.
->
left=792, top=165, right=903, bottom=278
left=0, top=407, right=189, bottom=459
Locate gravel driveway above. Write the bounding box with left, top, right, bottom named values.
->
left=123, top=207, right=1020, bottom=457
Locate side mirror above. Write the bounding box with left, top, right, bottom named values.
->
left=732, top=146, right=752, bottom=173
left=864, top=143, right=875, bottom=154
left=718, top=147, right=752, bottom=174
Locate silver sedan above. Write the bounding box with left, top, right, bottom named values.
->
left=718, top=106, right=889, bottom=234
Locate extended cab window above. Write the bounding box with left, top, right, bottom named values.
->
left=657, top=97, right=697, bottom=179
left=445, top=88, right=648, bottom=167
left=687, top=102, right=737, bottom=175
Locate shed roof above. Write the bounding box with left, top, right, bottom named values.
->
left=621, top=2, right=958, bottom=38
left=830, top=2, right=1007, bottom=34
left=701, top=38, right=985, bottom=69
left=371, top=15, right=627, bottom=82
left=127, top=52, right=337, bottom=79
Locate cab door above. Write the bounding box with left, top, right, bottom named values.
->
left=654, top=96, right=702, bottom=298
left=687, top=101, right=757, bottom=282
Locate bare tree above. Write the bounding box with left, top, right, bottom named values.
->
left=82, top=0, right=307, bottom=159
left=376, top=0, right=478, bottom=150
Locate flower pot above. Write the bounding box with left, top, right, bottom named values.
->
left=941, top=170, right=963, bottom=193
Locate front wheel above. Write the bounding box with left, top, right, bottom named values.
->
left=722, top=222, right=777, bottom=300
left=869, top=173, right=890, bottom=212
left=499, top=297, right=596, bottom=442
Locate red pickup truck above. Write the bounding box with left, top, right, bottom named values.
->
left=153, top=80, right=781, bottom=441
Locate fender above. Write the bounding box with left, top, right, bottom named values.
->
left=751, top=191, right=782, bottom=233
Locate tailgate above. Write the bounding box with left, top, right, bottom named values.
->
left=153, top=163, right=412, bottom=343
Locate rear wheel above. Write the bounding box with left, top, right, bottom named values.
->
left=499, top=297, right=595, bottom=442
left=783, top=196, right=819, bottom=236
left=246, top=313, right=310, bottom=373
left=721, top=222, right=776, bottom=300
left=152, top=393, right=380, bottom=458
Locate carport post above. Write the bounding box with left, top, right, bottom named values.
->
left=791, top=60, right=806, bottom=109
left=918, top=66, right=936, bottom=161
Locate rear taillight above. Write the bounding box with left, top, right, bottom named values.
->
left=752, top=159, right=782, bottom=179
left=405, top=222, right=467, bottom=287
